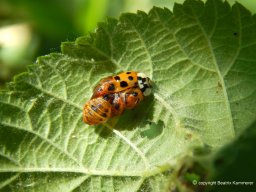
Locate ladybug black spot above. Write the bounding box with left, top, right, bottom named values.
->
left=114, top=103, right=120, bottom=110
left=120, top=81, right=128, bottom=87
left=132, top=92, right=138, bottom=97
left=90, top=105, right=98, bottom=112
left=126, top=72, right=131, bottom=74
left=141, top=86, right=146, bottom=93
left=128, top=76, right=133, bottom=80
left=103, top=94, right=114, bottom=101
left=108, top=84, right=115, bottom=91
left=103, top=94, right=110, bottom=100
left=141, top=84, right=149, bottom=93
left=114, top=76, right=120, bottom=81
left=101, top=113, right=107, bottom=117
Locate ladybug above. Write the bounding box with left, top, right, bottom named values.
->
left=83, top=87, right=145, bottom=125
left=91, top=71, right=152, bottom=99
left=83, top=71, right=152, bottom=125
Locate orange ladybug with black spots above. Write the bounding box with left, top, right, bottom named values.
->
left=91, top=71, right=152, bottom=98
left=83, top=71, right=152, bottom=125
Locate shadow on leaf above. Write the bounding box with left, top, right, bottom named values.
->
left=112, top=94, right=155, bottom=131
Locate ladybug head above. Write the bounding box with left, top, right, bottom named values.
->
left=137, top=72, right=152, bottom=96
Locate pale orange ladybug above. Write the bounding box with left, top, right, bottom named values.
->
left=83, top=96, right=113, bottom=125
left=83, top=87, right=145, bottom=125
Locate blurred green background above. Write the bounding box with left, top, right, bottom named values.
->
left=0, top=0, right=255, bottom=88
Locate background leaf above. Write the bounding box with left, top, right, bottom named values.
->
left=208, top=120, right=256, bottom=192
left=0, top=0, right=256, bottom=191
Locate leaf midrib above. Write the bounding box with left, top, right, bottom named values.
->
left=0, top=165, right=171, bottom=177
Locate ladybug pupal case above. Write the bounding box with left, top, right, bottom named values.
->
left=83, top=71, right=152, bottom=125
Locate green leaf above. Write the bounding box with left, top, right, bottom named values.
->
left=208, top=120, right=256, bottom=192
left=0, top=0, right=256, bottom=191
left=162, top=120, right=256, bottom=192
